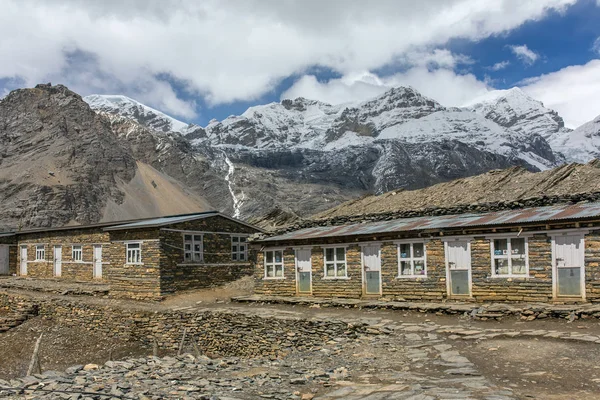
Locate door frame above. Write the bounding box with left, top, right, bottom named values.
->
left=20, top=245, right=27, bottom=276
left=0, top=245, right=9, bottom=275
left=551, top=233, right=586, bottom=300
left=93, top=244, right=103, bottom=279
left=53, top=245, right=62, bottom=277
left=444, top=239, right=473, bottom=298
left=361, top=243, right=382, bottom=296
left=294, top=247, right=312, bottom=295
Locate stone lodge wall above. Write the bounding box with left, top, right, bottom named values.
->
left=382, top=240, right=446, bottom=301
left=160, top=216, right=258, bottom=294
left=17, top=229, right=109, bottom=281
left=106, top=228, right=162, bottom=301
left=254, top=232, right=600, bottom=303
left=0, top=293, right=364, bottom=358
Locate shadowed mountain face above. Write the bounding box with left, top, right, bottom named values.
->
left=1, top=83, right=597, bottom=230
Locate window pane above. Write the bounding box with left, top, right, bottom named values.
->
left=511, top=238, right=525, bottom=255
left=494, top=259, right=509, bottom=275
left=336, top=263, right=346, bottom=276
left=185, top=252, right=191, bottom=261
left=413, top=243, right=424, bottom=258
left=400, top=244, right=410, bottom=258
left=512, top=258, right=526, bottom=274
left=325, top=263, right=335, bottom=277
left=414, top=260, right=425, bottom=275
left=336, top=248, right=345, bottom=261
left=274, top=251, right=283, bottom=263
left=232, top=253, right=238, bottom=260
left=184, top=235, right=192, bottom=241
left=232, top=245, right=238, bottom=252
left=400, top=261, right=412, bottom=275
left=494, top=239, right=508, bottom=256
left=240, top=237, right=247, bottom=243
left=266, top=251, right=273, bottom=263
left=194, top=244, right=201, bottom=252
left=232, top=237, right=239, bottom=242
left=194, top=252, right=202, bottom=260
left=325, top=248, right=334, bottom=261
left=239, top=245, right=245, bottom=252
left=266, top=266, right=274, bottom=277
left=194, top=235, right=202, bottom=241
left=275, top=265, right=283, bottom=277
left=184, top=244, right=191, bottom=251
left=240, top=253, right=246, bottom=261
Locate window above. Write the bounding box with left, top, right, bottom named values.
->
left=183, top=234, right=203, bottom=262
left=324, top=247, right=347, bottom=278
left=35, top=245, right=45, bottom=261
left=398, top=242, right=426, bottom=277
left=231, top=236, right=247, bottom=261
left=126, top=242, right=141, bottom=264
left=491, top=237, right=527, bottom=276
left=72, top=245, right=82, bottom=262
left=264, top=250, right=284, bottom=278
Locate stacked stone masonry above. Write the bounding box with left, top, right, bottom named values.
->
left=255, top=229, right=600, bottom=303
left=1, top=214, right=261, bottom=300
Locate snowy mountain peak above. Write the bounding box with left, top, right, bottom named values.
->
left=463, top=87, right=567, bottom=139
left=84, top=94, right=191, bottom=133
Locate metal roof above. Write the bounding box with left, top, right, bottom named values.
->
left=261, top=202, right=600, bottom=242
left=103, top=211, right=219, bottom=230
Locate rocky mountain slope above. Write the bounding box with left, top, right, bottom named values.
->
left=0, top=84, right=213, bottom=230
left=546, top=114, right=600, bottom=163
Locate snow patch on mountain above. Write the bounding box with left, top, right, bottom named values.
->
left=84, top=94, right=191, bottom=133
left=548, top=114, right=600, bottom=163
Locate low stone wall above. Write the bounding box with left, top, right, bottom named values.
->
left=0, top=296, right=38, bottom=332
left=0, top=293, right=364, bottom=358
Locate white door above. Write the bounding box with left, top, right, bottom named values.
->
left=553, top=234, right=584, bottom=298
left=295, top=249, right=312, bottom=294
left=53, top=246, right=62, bottom=277
left=20, top=245, right=27, bottom=276
left=93, top=245, right=103, bottom=279
left=0, top=245, right=9, bottom=275
left=446, top=241, right=471, bottom=296
left=362, top=245, right=381, bottom=295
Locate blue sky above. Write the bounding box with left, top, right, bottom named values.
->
left=1, top=0, right=600, bottom=128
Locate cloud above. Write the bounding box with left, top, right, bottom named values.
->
left=282, top=67, right=490, bottom=108
left=593, top=37, right=600, bottom=55
left=509, top=44, right=540, bottom=65
left=522, top=59, right=600, bottom=128
left=488, top=61, right=510, bottom=71
left=0, top=0, right=576, bottom=118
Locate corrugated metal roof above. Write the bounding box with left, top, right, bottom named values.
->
left=103, top=212, right=219, bottom=231
left=261, top=202, right=600, bottom=242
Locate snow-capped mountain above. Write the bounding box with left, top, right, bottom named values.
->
left=82, top=84, right=600, bottom=223
left=463, top=87, right=569, bottom=140
left=547, top=114, right=600, bottom=163
left=84, top=94, right=193, bottom=134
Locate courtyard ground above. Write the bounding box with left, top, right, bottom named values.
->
left=1, top=278, right=600, bottom=399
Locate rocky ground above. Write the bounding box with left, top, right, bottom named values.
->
left=2, top=283, right=600, bottom=399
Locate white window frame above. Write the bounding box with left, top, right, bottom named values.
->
left=323, top=246, right=348, bottom=279
left=231, top=235, right=248, bottom=261
left=35, top=245, right=45, bottom=261
left=71, top=245, right=83, bottom=262
left=489, top=237, right=529, bottom=277
left=126, top=242, right=142, bottom=265
left=396, top=241, right=427, bottom=278
left=264, top=249, right=284, bottom=279
left=183, top=233, right=203, bottom=263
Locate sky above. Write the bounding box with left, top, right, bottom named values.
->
left=1, top=0, right=600, bottom=129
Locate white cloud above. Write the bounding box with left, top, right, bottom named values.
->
left=282, top=67, right=489, bottom=108
left=488, top=61, right=511, bottom=71
left=522, top=59, right=600, bottom=128
left=509, top=44, right=540, bottom=65
left=593, top=37, right=600, bottom=55
left=0, top=0, right=576, bottom=116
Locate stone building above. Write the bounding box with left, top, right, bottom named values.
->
left=0, top=212, right=261, bottom=299
left=252, top=202, right=600, bottom=303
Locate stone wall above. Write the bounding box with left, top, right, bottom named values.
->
left=105, top=228, right=162, bottom=300
left=0, top=293, right=363, bottom=358
left=160, top=215, right=258, bottom=294
left=253, top=232, right=600, bottom=303
left=16, top=229, right=109, bottom=281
